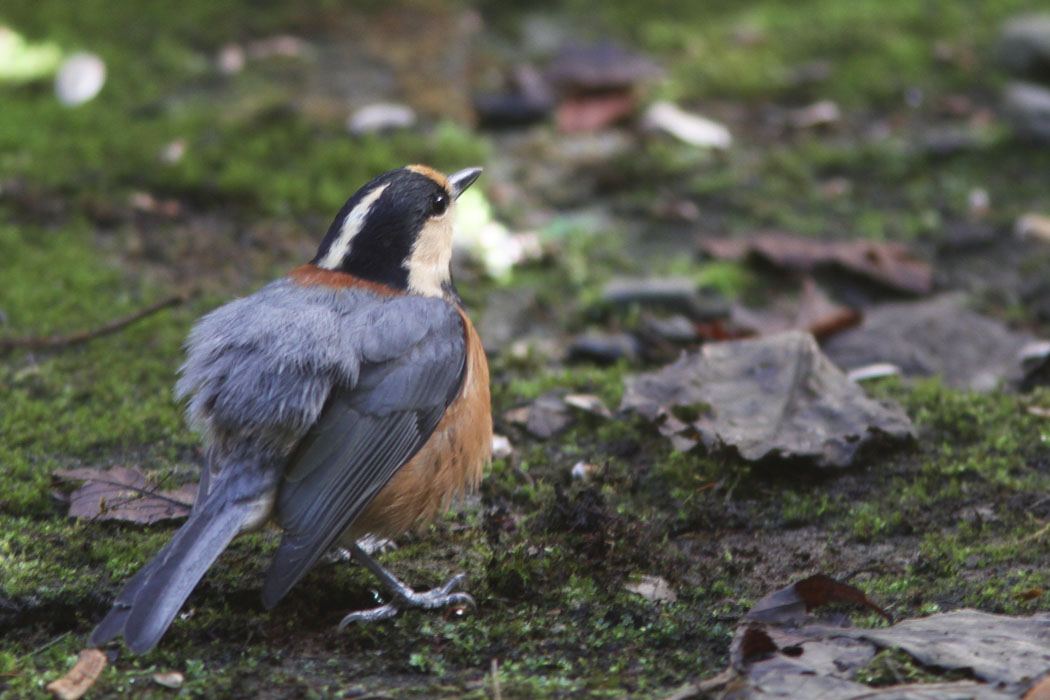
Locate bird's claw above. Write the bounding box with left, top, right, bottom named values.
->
left=337, top=574, right=475, bottom=630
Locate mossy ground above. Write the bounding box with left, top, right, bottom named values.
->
left=3, top=1, right=1050, bottom=698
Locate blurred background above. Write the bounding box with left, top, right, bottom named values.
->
left=4, top=1, right=1050, bottom=697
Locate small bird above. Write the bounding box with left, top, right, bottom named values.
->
left=89, top=165, right=492, bottom=653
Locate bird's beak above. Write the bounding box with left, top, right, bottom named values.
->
left=448, top=167, right=482, bottom=199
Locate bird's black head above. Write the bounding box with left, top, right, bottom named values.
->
left=312, top=165, right=481, bottom=298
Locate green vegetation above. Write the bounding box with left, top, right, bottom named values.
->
left=3, top=0, right=1050, bottom=697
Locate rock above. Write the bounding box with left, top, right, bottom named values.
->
left=474, top=92, right=552, bottom=127
left=55, top=52, right=105, bottom=106
left=1016, top=212, right=1050, bottom=243
left=996, top=14, right=1050, bottom=80
left=570, top=461, right=597, bottom=480
left=568, top=332, right=643, bottom=364
left=474, top=64, right=554, bottom=127
left=602, top=277, right=729, bottom=321
left=491, top=434, right=513, bottom=459
left=152, top=672, right=184, bottom=689
left=640, top=314, right=701, bottom=345
left=216, top=43, right=245, bottom=74
left=788, top=100, right=841, bottom=129
left=1004, top=81, right=1050, bottom=142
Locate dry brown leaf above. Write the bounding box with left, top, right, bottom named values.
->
left=702, top=232, right=933, bottom=295
left=54, top=466, right=196, bottom=524
left=47, top=648, right=107, bottom=700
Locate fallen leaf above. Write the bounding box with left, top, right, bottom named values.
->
left=853, top=611, right=1050, bottom=687
left=737, top=626, right=778, bottom=664
left=718, top=579, right=1050, bottom=700
left=621, top=331, right=914, bottom=467
left=47, top=649, right=106, bottom=700
left=823, top=294, right=1042, bottom=391
left=701, top=232, right=933, bottom=295
left=54, top=466, right=196, bottom=524
left=1016, top=588, right=1044, bottom=601
left=745, top=574, right=892, bottom=625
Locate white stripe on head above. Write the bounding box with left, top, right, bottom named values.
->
left=316, top=183, right=390, bottom=270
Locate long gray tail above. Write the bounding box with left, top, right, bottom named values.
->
left=88, top=494, right=256, bottom=654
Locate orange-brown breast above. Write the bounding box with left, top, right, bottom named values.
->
left=343, top=307, right=491, bottom=542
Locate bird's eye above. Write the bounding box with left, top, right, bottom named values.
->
left=430, top=192, right=450, bottom=216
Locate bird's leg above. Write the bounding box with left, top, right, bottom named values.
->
left=337, top=542, right=474, bottom=629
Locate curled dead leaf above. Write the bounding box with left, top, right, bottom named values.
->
left=746, top=573, right=891, bottom=625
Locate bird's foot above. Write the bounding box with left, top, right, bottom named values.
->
left=337, top=542, right=474, bottom=630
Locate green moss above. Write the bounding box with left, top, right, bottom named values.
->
left=5, top=0, right=1050, bottom=697
left=855, top=647, right=969, bottom=687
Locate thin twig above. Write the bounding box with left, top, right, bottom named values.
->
left=659, top=669, right=736, bottom=700
left=0, top=293, right=188, bottom=351
left=491, top=658, right=502, bottom=700
left=18, top=632, right=71, bottom=662
left=1021, top=520, right=1050, bottom=543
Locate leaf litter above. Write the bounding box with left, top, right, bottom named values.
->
left=622, top=331, right=914, bottom=467
left=701, top=232, right=933, bottom=296
left=53, top=466, right=196, bottom=524
left=692, top=575, right=1050, bottom=700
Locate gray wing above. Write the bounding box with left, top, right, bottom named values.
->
left=259, top=299, right=466, bottom=607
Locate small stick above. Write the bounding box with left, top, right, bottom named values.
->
left=0, top=294, right=187, bottom=351
left=491, top=658, right=502, bottom=700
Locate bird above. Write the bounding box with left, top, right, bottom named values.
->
left=89, top=165, right=492, bottom=654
